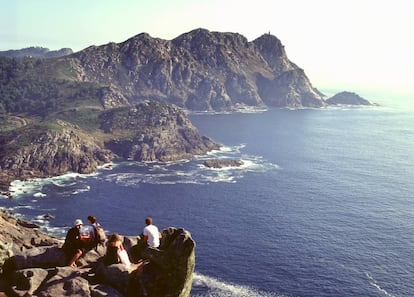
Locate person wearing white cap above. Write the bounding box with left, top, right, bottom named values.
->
left=62, top=219, right=86, bottom=267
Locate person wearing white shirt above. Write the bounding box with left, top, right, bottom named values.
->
left=143, top=217, right=160, bottom=248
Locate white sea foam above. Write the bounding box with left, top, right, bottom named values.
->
left=33, top=192, right=47, bottom=198
left=102, top=143, right=279, bottom=187
left=192, top=272, right=284, bottom=297
left=71, top=185, right=91, bottom=195
left=188, top=105, right=268, bottom=116
left=366, top=272, right=397, bottom=297
left=8, top=171, right=95, bottom=198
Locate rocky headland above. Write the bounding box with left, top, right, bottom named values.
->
left=0, top=209, right=195, bottom=297
left=0, top=102, right=218, bottom=193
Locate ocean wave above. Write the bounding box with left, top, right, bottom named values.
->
left=33, top=192, right=47, bottom=198
left=188, top=106, right=268, bottom=116
left=365, top=272, right=397, bottom=297
left=9, top=171, right=96, bottom=198
left=101, top=144, right=279, bottom=187
left=191, top=272, right=284, bottom=297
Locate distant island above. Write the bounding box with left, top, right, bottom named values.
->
left=0, top=46, right=73, bottom=59
left=326, top=91, right=374, bottom=105
left=0, top=28, right=375, bottom=192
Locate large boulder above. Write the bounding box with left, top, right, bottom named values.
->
left=97, top=227, right=195, bottom=297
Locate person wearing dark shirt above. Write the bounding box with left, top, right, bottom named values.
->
left=62, top=219, right=87, bottom=267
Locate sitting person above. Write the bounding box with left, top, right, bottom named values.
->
left=104, top=233, right=132, bottom=270
left=143, top=217, right=160, bottom=248
left=62, top=219, right=90, bottom=267
left=87, top=215, right=107, bottom=248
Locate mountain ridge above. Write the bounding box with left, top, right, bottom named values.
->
left=0, top=46, right=73, bottom=59
left=64, top=28, right=325, bottom=110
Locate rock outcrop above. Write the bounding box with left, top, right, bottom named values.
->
left=67, top=29, right=325, bottom=110
left=101, top=102, right=219, bottom=162
left=0, top=209, right=61, bottom=273
left=326, top=91, right=373, bottom=105
left=203, top=158, right=244, bottom=168
left=0, top=121, right=114, bottom=192
left=0, top=209, right=195, bottom=297
left=0, top=102, right=219, bottom=192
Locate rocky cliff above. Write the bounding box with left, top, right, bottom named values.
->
left=56, top=29, right=326, bottom=110
left=0, top=209, right=195, bottom=297
left=0, top=102, right=218, bottom=192
left=100, top=102, right=219, bottom=161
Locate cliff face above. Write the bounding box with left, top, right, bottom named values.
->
left=0, top=121, right=114, bottom=191
left=67, top=29, right=325, bottom=110
left=100, top=102, right=219, bottom=161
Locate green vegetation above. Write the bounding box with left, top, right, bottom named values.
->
left=0, top=57, right=103, bottom=116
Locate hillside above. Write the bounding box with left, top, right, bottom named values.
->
left=0, top=29, right=326, bottom=114
left=0, top=102, right=218, bottom=193
left=0, top=46, right=73, bottom=59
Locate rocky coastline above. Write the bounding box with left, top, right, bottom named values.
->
left=0, top=102, right=219, bottom=194
left=0, top=209, right=195, bottom=297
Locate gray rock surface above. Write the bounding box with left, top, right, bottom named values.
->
left=0, top=102, right=218, bottom=192
left=203, top=158, right=244, bottom=168
left=66, top=29, right=325, bottom=110
left=326, top=91, right=373, bottom=105
left=0, top=210, right=195, bottom=297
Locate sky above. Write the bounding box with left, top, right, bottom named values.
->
left=1, top=0, right=413, bottom=100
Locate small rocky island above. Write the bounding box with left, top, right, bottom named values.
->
left=0, top=209, right=195, bottom=297
left=203, top=158, right=244, bottom=168
left=326, top=91, right=373, bottom=105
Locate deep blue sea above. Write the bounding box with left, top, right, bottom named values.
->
left=1, top=95, right=414, bottom=297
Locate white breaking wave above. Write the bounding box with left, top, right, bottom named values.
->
left=9, top=171, right=95, bottom=198
left=33, top=192, right=47, bottom=198
left=103, top=146, right=279, bottom=187
left=366, top=272, right=397, bottom=297
left=191, top=272, right=285, bottom=297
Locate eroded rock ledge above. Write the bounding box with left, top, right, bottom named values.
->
left=0, top=209, right=195, bottom=297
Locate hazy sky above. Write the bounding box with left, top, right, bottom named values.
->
left=1, top=0, right=413, bottom=98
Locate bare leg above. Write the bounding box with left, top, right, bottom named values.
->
left=68, top=250, right=83, bottom=267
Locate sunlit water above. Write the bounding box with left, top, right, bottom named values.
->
left=2, top=96, right=414, bottom=297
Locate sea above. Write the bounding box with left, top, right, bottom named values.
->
left=1, top=93, right=414, bottom=297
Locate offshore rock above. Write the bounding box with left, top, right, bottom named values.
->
left=0, top=210, right=196, bottom=297
left=326, top=91, right=373, bottom=105
left=203, top=158, right=244, bottom=168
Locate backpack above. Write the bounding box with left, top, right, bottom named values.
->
left=79, top=225, right=94, bottom=249
left=95, top=225, right=107, bottom=244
